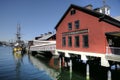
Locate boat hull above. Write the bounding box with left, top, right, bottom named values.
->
left=13, top=47, right=26, bottom=54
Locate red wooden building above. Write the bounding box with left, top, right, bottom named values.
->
left=55, top=4, right=120, bottom=67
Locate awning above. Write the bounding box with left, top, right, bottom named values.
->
left=105, top=31, right=120, bottom=37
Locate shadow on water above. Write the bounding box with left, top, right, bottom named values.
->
left=11, top=50, right=120, bottom=80
left=29, top=52, right=86, bottom=80
left=30, top=51, right=120, bottom=80
left=88, top=61, right=120, bottom=80
left=89, top=62, right=108, bottom=80
left=112, top=69, right=120, bottom=80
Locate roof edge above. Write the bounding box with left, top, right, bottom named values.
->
left=55, top=4, right=120, bottom=30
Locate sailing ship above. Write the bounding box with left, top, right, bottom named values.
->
left=13, top=24, right=26, bottom=54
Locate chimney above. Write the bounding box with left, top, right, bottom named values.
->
left=41, top=34, right=43, bottom=37
left=84, top=4, right=93, bottom=10
left=45, top=33, right=47, bottom=35
left=48, top=32, right=52, bottom=34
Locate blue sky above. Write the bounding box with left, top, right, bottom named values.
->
left=0, top=0, right=120, bottom=42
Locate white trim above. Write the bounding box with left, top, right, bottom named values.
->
left=56, top=49, right=110, bottom=67
left=56, top=49, right=105, bottom=57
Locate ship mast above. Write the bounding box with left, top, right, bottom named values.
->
left=16, top=24, right=21, bottom=43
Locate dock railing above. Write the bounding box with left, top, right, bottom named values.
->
left=30, top=44, right=56, bottom=51
left=30, top=40, right=56, bottom=51
left=106, top=46, right=120, bottom=55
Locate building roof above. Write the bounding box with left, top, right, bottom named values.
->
left=55, top=4, right=120, bottom=29
left=37, top=33, right=55, bottom=41
left=114, top=16, right=120, bottom=21
left=106, top=31, right=120, bottom=37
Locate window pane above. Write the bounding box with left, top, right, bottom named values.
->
left=68, top=36, right=72, bottom=47
left=62, top=37, right=66, bottom=46
left=75, top=36, right=80, bottom=47
left=70, top=9, right=76, bottom=15
left=68, top=23, right=72, bottom=30
left=83, top=35, right=89, bottom=47
left=75, top=20, right=79, bottom=29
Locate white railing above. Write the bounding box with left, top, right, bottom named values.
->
left=106, top=46, right=120, bottom=55
left=30, top=44, right=56, bottom=51
left=30, top=40, right=56, bottom=51
left=33, top=40, right=56, bottom=46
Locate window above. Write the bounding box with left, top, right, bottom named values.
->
left=70, top=9, right=76, bottom=15
left=83, top=35, right=89, bottom=48
left=62, top=37, right=66, bottom=46
left=74, top=36, right=80, bottom=47
left=68, top=36, right=72, bottom=47
left=75, top=20, right=80, bottom=29
left=68, top=22, right=72, bottom=30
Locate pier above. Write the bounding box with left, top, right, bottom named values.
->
left=28, top=3, right=120, bottom=80
left=29, top=32, right=57, bottom=56
left=30, top=40, right=57, bottom=55
left=29, top=39, right=120, bottom=80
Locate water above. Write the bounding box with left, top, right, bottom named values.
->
left=0, top=47, right=54, bottom=80
left=0, top=46, right=120, bottom=80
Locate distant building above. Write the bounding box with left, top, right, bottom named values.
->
left=55, top=4, right=120, bottom=67
left=114, top=16, right=120, bottom=21
left=29, top=32, right=56, bottom=55
left=28, top=32, right=56, bottom=47
left=35, top=32, right=56, bottom=41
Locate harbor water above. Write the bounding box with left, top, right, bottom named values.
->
left=0, top=46, right=120, bottom=80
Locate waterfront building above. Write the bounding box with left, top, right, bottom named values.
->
left=55, top=4, right=120, bottom=67
left=35, top=32, right=56, bottom=41
left=29, top=32, right=56, bottom=55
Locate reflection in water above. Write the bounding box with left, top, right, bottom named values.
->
left=0, top=47, right=118, bottom=80
left=13, top=52, right=24, bottom=68
left=28, top=54, right=87, bottom=80
left=108, top=70, right=111, bottom=80
left=29, top=54, right=60, bottom=80
left=13, top=52, right=24, bottom=64
left=13, top=52, right=24, bottom=80
left=11, top=50, right=120, bottom=80
left=86, top=64, right=90, bottom=80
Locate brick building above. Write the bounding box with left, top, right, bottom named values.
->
left=55, top=4, right=120, bottom=67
